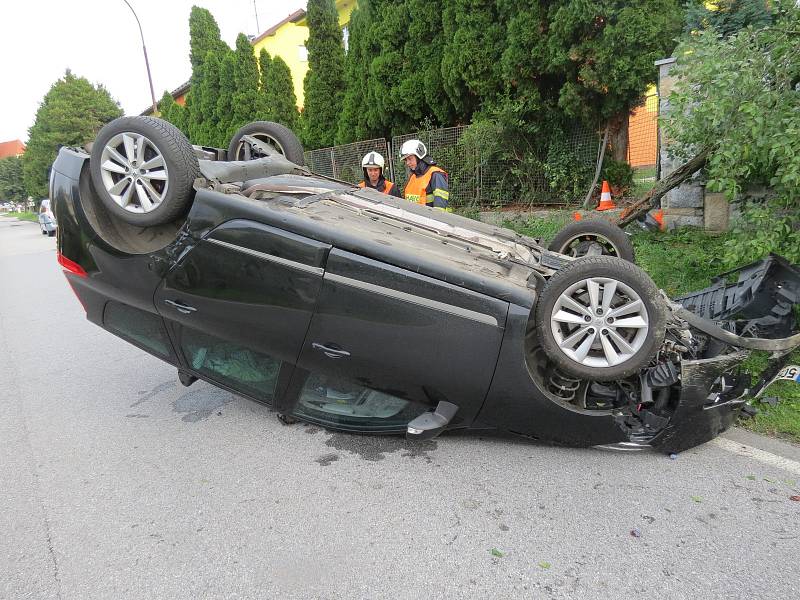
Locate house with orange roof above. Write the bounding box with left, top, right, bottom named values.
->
left=0, top=139, right=26, bottom=159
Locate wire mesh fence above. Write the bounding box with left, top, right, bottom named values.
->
left=302, top=93, right=658, bottom=209
left=303, top=138, right=391, bottom=184
left=627, top=91, right=659, bottom=197
left=391, top=125, right=602, bottom=208
left=390, top=127, right=477, bottom=206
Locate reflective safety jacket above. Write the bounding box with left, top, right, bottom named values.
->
left=358, top=177, right=401, bottom=197
left=403, top=162, right=449, bottom=208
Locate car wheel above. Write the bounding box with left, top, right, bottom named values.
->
left=89, top=116, right=200, bottom=227
left=41, top=228, right=47, bottom=235
left=227, top=121, right=305, bottom=165
left=548, top=219, right=635, bottom=263
left=535, top=256, right=666, bottom=381
left=48, top=230, right=56, bottom=237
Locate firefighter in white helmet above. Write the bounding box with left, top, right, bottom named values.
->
left=358, top=151, right=402, bottom=197
left=399, top=139, right=449, bottom=209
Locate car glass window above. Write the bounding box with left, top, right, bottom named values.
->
left=292, top=373, right=428, bottom=431
left=180, top=326, right=281, bottom=403
left=103, top=301, right=173, bottom=359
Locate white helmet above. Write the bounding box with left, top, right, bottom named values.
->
left=399, top=139, right=427, bottom=160
left=361, top=151, right=385, bottom=171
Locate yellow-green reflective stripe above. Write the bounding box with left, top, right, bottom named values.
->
left=432, top=189, right=449, bottom=200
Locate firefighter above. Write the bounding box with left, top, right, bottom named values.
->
left=399, top=140, right=449, bottom=209
left=358, top=151, right=402, bottom=197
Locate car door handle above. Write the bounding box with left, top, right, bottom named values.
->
left=164, top=299, right=197, bottom=315
left=312, top=342, right=351, bottom=359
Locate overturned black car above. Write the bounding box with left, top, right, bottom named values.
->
left=50, top=117, right=800, bottom=453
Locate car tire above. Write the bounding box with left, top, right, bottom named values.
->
left=48, top=230, right=56, bottom=237
left=548, top=219, right=635, bottom=263
left=89, top=116, right=200, bottom=227
left=227, top=121, right=305, bottom=165
left=535, top=256, right=666, bottom=381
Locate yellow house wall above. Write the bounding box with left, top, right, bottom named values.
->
left=252, top=0, right=356, bottom=108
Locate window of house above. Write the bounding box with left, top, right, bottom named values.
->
left=298, top=45, right=308, bottom=62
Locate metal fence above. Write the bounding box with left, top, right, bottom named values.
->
left=303, top=92, right=658, bottom=208
left=627, top=91, right=659, bottom=196
left=304, top=138, right=391, bottom=183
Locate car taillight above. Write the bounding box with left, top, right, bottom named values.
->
left=57, top=252, right=87, bottom=278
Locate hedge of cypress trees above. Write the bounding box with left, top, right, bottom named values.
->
left=301, top=0, right=346, bottom=149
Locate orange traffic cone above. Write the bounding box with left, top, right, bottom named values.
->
left=573, top=211, right=582, bottom=221
left=652, top=209, right=664, bottom=231
left=596, top=180, right=616, bottom=211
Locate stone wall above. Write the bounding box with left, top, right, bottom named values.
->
left=656, top=57, right=730, bottom=231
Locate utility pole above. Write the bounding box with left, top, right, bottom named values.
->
left=253, top=0, right=260, bottom=33
left=121, top=0, right=158, bottom=116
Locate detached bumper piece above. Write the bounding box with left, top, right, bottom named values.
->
left=406, top=401, right=459, bottom=440
left=675, top=254, right=800, bottom=339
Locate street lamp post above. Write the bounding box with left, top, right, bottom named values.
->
left=121, top=0, right=158, bottom=116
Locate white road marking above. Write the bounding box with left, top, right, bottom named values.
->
left=712, top=437, right=800, bottom=476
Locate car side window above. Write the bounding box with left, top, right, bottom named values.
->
left=179, top=326, right=281, bottom=404
left=103, top=301, right=175, bottom=361
left=291, top=372, right=428, bottom=431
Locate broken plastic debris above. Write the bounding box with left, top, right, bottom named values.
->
left=538, top=561, right=551, bottom=569
left=790, top=496, right=800, bottom=502
left=630, top=528, right=642, bottom=538
left=669, top=453, right=678, bottom=460
left=490, top=548, right=504, bottom=558
left=760, top=396, right=779, bottom=407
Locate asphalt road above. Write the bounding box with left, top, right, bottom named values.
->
left=1, top=215, right=799, bottom=600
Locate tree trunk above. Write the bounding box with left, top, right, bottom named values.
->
left=608, top=112, right=629, bottom=162
left=617, top=148, right=710, bottom=227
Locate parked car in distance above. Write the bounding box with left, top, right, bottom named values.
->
left=38, top=199, right=57, bottom=236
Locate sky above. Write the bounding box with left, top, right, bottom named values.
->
left=0, top=0, right=306, bottom=143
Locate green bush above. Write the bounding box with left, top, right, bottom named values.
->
left=723, top=199, right=800, bottom=268
left=601, top=158, right=635, bottom=194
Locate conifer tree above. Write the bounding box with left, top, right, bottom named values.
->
left=441, top=0, right=507, bottom=119
left=407, top=0, right=457, bottom=126
left=0, top=157, right=26, bottom=203
left=231, top=33, right=266, bottom=133
left=189, top=6, right=229, bottom=71
left=23, top=70, right=121, bottom=197
left=216, top=51, right=237, bottom=143
left=363, top=1, right=409, bottom=135
left=302, top=0, right=346, bottom=148
left=267, top=56, right=299, bottom=131
left=337, top=1, right=377, bottom=143
left=187, top=7, right=228, bottom=144
left=196, top=50, right=222, bottom=145
left=157, top=90, right=188, bottom=135
left=258, top=48, right=274, bottom=120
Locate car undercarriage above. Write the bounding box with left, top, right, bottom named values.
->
left=50, top=117, right=800, bottom=453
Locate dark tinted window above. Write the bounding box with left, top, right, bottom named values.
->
left=292, top=373, right=427, bottom=431
left=179, top=327, right=281, bottom=403
left=104, top=302, right=173, bottom=359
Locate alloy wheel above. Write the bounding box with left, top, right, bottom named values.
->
left=98, top=132, right=169, bottom=214
left=550, top=276, right=650, bottom=368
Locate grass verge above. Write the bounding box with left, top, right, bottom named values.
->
left=4, top=211, right=39, bottom=222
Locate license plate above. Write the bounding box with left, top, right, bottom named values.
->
left=777, top=365, right=800, bottom=383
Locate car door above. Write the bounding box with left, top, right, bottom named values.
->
left=289, top=248, right=509, bottom=429
left=154, top=219, right=331, bottom=403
